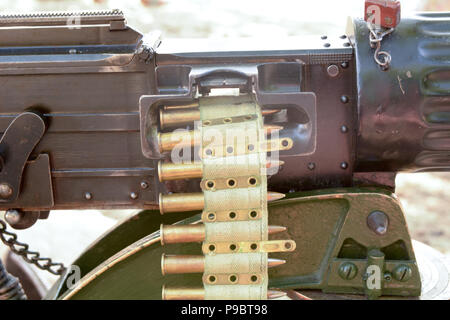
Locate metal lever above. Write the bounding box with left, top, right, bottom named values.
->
left=0, top=112, right=46, bottom=202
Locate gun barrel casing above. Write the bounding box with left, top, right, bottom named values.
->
left=158, top=160, right=284, bottom=181
left=159, top=192, right=285, bottom=214
left=162, top=286, right=286, bottom=300
left=161, top=254, right=286, bottom=275
left=160, top=224, right=286, bottom=245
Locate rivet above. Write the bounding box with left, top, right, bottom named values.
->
left=307, top=162, right=316, bottom=170
left=130, top=192, right=138, bottom=200
left=84, top=192, right=92, bottom=200
left=0, top=183, right=13, bottom=199
left=341, top=61, right=349, bottom=69
left=341, top=125, right=348, bottom=133
left=340, top=162, right=348, bottom=169
left=340, top=95, right=349, bottom=104
left=140, top=181, right=149, bottom=189
left=327, top=65, right=340, bottom=77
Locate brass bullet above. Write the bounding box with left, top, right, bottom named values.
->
left=268, top=258, right=286, bottom=268
left=158, top=160, right=285, bottom=182
left=162, top=287, right=287, bottom=300
left=157, top=125, right=283, bottom=153
left=161, top=254, right=205, bottom=275
left=160, top=224, right=287, bottom=244
left=160, top=192, right=285, bottom=214
left=158, top=161, right=202, bottom=182
left=161, top=254, right=286, bottom=275
left=162, top=286, right=205, bottom=300
left=159, top=192, right=205, bottom=214
left=160, top=107, right=200, bottom=130
left=160, top=108, right=281, bottom=129
left=160, top=224, right=205, bottom=245
left=268, top=225, right=287, bottom=234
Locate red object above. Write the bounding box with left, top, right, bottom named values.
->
left=365, top=0, right=401, bottom=28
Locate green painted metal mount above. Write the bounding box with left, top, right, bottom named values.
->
left=50, top=187, right=421, bottom=299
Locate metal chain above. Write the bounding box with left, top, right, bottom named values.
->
left=367, top=22, right=395, bottom=70
left=0, top=219, right=66, bottom=276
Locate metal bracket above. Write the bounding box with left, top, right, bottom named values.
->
left=0, top=112, right=46, bottom=203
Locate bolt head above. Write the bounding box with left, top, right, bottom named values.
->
left=338, top=262, right=358, bottom=280
left=140, top=181, right=149, bottom=189
left=327, top=65, right=340, bottom=78
left=384, top=272, right=392, bottom=282
left=367, top=211, right=389, bottom=235
left=307, top=162, right=316, bottom=170
left=393, top=265, right=412, bottom=282
left=5, top=209, right=22, bottom=225
left=0, top=183, right=13, bottom=199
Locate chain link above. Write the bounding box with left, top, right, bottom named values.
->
left=0, top=219, right=66, bottom=276
left=367, top=22, right=395, bottom=70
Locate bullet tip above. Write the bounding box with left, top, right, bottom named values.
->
left=268, top=192, right=286, bottom=202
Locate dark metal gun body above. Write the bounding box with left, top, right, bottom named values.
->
left=0, top=11, right=448, bottom=213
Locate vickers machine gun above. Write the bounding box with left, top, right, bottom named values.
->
left=0, top=5, right=449, bottom=300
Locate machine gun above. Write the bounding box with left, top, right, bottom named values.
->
left=0, top=7, right=449, bottom=300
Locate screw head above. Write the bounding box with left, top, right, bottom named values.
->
left=393, top=265, right=412, bottom=282
left=0, top=183, right=13, bottom=199
left=84, top=192, right=92, bottom=200
left=338, top=262, right=358, bottom=280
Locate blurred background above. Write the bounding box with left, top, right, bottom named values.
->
left=0, top=0, right=449, bottom=290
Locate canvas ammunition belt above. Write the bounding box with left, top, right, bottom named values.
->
left=158, top=95, right=295, bottom=300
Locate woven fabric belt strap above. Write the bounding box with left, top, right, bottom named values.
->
left=199, top=95, right=268, bottom=300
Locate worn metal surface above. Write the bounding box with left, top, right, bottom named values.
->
left=350, top=12, right=450, bottom=172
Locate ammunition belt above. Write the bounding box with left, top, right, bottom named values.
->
left=158, top=95, right=295, bottom=300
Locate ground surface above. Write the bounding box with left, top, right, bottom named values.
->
left=0, top=0, right=448, bottom=290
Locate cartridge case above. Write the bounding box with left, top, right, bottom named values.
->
left=159, top=193, right=204, bottom=214
left=160, top=224, right=205, bottom=245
